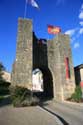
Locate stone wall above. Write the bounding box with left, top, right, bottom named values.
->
left=48, top=34, right=75, bottom=100
left=11, top=18, right=32, bottom=89
left=74, top=64, right=83, bottom=85
left=2, top=71, right=11, bottom=82
left=11, top=18, right=75, bottom=101
left=33, top=34, right=48, bottom=69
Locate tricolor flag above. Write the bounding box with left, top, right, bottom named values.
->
left=26, top=0, right=39, bottom=8
left=48, top=25, right=61, bottom=34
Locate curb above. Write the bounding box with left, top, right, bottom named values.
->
left=63, top=101, right=83, bottom=107
left=38, top=106, right=65, bottom=125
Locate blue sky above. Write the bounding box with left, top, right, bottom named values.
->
left=0, top=0, right=83, bottom=72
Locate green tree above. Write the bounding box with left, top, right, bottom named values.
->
left=0, top=62, right=11, bottom=95
left=0, top=62, right=5, bottom=83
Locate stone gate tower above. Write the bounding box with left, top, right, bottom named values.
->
left=11, top=18, right=33, bottom=89
left=11, top=18, right=75, bottom=101
left=48, top=35, right=75, bottom=100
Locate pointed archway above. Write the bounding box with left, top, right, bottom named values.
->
left=33, top=67, right=54, bottom=99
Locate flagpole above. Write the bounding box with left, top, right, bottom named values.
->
left=24, top=0, right=27, bottom=18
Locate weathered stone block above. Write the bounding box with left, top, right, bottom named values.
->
left=11, top=18, right=32, bottom=89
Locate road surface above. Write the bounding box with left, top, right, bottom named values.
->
left=42, top=101, right=83, bottom=125
left=0, top=97, right=60, bottom=125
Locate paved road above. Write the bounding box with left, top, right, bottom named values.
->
left=43, top=101, right=83, bottom=125
left=0, top=97, right=60, bottom=125
left=1, top=97, right=83, bottom=125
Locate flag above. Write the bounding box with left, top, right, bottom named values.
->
left=48, top=25, right=61, bottom=34
left=26, top=0, right=39, bottom=8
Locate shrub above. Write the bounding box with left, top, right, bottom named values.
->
left=10, top=86, right=39, bottom=107
left=0, top=81, right=11, bottom=87
left=70, top=86, right=82, bottom=102
left=0, top=96, right=4, bottom=102
left=0, top=82, right=11, bottom=95
left=21, top=96, right=39, bottom=107
left=0, top=87, right=10, bottom=95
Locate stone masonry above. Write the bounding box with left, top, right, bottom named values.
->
left=48, top=34, right=75, bottom=100
left=11, top=18, right=75, bottom=101
left=11, top=18, right=32, bottom=89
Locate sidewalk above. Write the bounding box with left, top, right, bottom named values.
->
left=0, top=102, right=60, bottom=125
left=54, top=100, right=83, bottom=111
left=63, top=100, right=83, bottom=106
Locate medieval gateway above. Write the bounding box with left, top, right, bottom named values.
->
left=11, top=18, right=75, bottom=101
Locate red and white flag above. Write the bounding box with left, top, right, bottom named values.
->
left=48, top=25, right=61, bottom=34
left=26, top=0, right=39, bottom=8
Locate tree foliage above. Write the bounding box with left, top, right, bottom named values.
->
left=0, top=62, right=5, bottom=82
left=10, top=86, right=39, bottom=107
left=67, top=86, right=82, bottom=103
left=0, top=62, right=11, bottom=96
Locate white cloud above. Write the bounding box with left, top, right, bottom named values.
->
left=79, top=28, right=83, bottom=34
left=65, top=3, right=83, bottom=41
left=81, top=4, right=83, bottom=9
left=74, top=42, right=80, bottom=49
left=79, top=11, right=83, bottom=19
left=79, top=3, right=83, bottom=19
left=71, top=37, right=75, bottom=43
left=65, top=29, right=76, bottom=36
left=79, top=21, right=83, bottom=26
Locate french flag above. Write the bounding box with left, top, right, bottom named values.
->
left=26, top=0, right=39, bottom=8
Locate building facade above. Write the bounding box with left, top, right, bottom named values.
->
left=74, top=64, right=83, bottom=86
left=11, top=18, right=75, bottom=101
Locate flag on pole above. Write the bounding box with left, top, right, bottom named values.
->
left=48, top=25, right=61, bottom=34
left=26, top=0, right=39, bottom=8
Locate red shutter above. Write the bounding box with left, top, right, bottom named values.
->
left=80, top=81, right=83, bottom=88
left=65, top=57, right=70, bottom=79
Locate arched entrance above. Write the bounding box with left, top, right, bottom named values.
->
left=33, top=67, right=54, bottom=99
